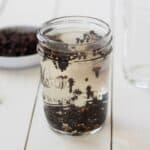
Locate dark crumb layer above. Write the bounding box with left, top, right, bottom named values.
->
left=44, top=94, right=108, bottom=135
left=0, top=27, right=38, bottom=56
left=41, top=30, right=112, bottom=72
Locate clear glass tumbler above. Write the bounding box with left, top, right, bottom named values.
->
left=37, top=16, right=113, bottom=136
left=122, top=0, right=150, bottom=88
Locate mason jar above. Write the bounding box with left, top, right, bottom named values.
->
left=37, top=16, right=113, bottom=136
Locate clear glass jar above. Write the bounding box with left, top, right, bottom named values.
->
left=37, top=16, right=113, bottom=136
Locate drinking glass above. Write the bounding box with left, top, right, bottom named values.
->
left=122, top=0, right=150, bottom=88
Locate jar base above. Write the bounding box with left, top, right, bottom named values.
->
left=124, top=64, right=150, bottom=89
left=49, top=125, right=104, bottom=136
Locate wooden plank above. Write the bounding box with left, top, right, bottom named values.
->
left=0, top=67, right=40, bottom=150
left=112, top=2, right=150, bottom=147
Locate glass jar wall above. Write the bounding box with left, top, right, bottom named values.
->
left=37, top=16, right=113, bottom=135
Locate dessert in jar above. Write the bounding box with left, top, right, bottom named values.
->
left=37, top=16, right=113, bottom=136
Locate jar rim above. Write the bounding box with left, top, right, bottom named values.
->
left=37, top=16, right=112, bottom=48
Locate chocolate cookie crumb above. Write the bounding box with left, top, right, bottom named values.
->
left=44, top=93, right=108, bottom=135
left=73, top=89, right=82, bottom=95
left=0, top=26, right=37, bottom=56
left=92, top=66, right=101, bottom=78
left=68, top=78, right=75, bottom=93
left=85, top=78, right=88, bottom=82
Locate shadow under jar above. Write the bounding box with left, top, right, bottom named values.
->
left=37, top=16, right=113, bottom=136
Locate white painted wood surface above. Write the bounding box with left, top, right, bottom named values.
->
left=0, top=67, right=40, bottom=150
left=113, top=40, right=150, bottom=150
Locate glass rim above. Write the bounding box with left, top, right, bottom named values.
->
left=37, top=16, right=112, bottom=47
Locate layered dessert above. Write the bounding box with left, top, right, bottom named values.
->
left=39, top=28, right=112, bottom=135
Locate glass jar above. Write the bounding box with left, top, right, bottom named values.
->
left=37, top=16, right=113, bottom=136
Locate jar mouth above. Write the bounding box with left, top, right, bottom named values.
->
left=37, top=16, right=112, bottom=53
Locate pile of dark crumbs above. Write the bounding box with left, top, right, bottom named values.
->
left=44, top=93, right=108, bottom=135
left=0, top=26, right=38, bottom=56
